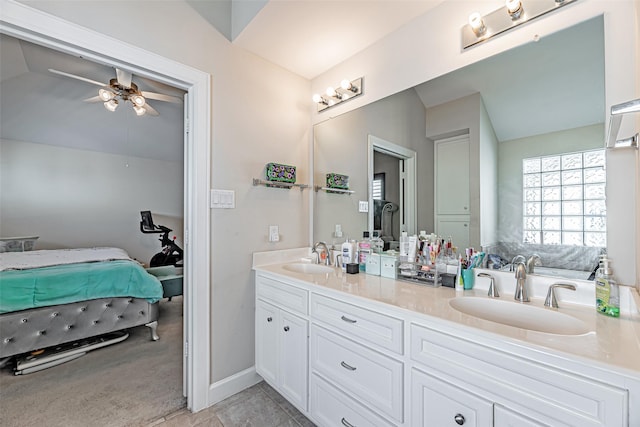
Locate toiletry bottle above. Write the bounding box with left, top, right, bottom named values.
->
left=358, top=232, right=371, bottom=272
left=399, top=232, right=410, bottom=262
left=371, top=231, right=384, bottom=254
left=341, top=239, right=351, bottom=271
left=595, top=255, right=620, bottom=317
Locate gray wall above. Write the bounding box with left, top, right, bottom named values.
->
left=0, top=138, right=183, bottom=264
left=314, top=87, right=432, bottom=245
left=18, top=0, right=311, bottom=383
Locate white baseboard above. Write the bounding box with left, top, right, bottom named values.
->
left=207, top=366, right=262, bottom=406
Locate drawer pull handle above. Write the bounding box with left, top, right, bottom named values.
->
left=454, top=414, right=465, bottom=425
left=340, top=361, right=357, bottom=371
left=341, top=315, right=357, bottom=324
left=283, top=326, right=290, bottom=332
left=267, top=317, right=273, bottom=322
left=341, top=417, right=355, bottom=427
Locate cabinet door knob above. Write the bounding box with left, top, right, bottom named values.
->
left=267, top=317, right=273, bottom=322
left=341, top=315, right=357, bottom=324
left=340, top=361, right=357, bottom=371
left=283, top=326, right=290, bottom=332
left=454, top=414, right=465, bottom=425
left=341, top=417, right=355, bottom=427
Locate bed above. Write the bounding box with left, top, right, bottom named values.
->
left=0, top=248, right=164, bottom=361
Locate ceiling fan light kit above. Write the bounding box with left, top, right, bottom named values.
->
left=48, top=67, right=182, bottom=117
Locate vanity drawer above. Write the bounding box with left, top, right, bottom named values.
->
left=256, top=275, right=308, bottom=315
left=410, top=323, right=628, bottom=427
left=310, top=373, right=396, bottom=427
left=310, top=293, right=403, bottom=354
left=310, top=324, right=403, bottom=422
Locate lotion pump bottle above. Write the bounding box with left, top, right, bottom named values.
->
left=595, top=255, right=620, bottom=317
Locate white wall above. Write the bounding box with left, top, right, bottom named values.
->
left=0, top=138, right=183, bottom=263
left=18, top=0, right=311, bottom=384
left=312, top=0, right=639, bottom=286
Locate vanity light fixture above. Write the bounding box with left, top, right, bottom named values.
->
left=312, top=77, right=363, bottom=112
left=462, top=0, right=577, bottom=50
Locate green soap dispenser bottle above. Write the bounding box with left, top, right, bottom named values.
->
left=595, top=255, right=620, bottom=317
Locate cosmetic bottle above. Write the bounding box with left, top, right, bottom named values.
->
left=358, top=232, right=371, bottom=272
left=595, top=255, right=620, bottom=317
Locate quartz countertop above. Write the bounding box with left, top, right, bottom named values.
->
left=254, top=260, right=640, bottom=378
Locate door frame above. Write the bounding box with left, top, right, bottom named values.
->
left=0, top=0, right=211, bottom=412
left=368, top=134, right=417, bottom=236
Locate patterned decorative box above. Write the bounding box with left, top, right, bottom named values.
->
left=266, top=163, right=296, bottom=184
left=326, top=173, right=349, bottom=189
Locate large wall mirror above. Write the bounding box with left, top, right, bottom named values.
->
left=313, top=16, right=606, bottom=280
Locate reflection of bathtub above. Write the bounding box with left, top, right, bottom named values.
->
left=500, top=265, right=592, bottom=281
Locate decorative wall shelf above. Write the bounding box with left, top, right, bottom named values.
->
left=252, top=178, right=309, bottom=190
left=314, top=185, right=355, bottom=194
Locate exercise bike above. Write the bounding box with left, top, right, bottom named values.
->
left=140, top=211, right=183, bottom=267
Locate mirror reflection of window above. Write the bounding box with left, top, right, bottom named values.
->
left=373, top=173, right=385, bottom=200
left=522, top=149, right=606, bottom=247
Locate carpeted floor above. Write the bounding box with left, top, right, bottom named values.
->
left=0, top=297, right=186, bottom=427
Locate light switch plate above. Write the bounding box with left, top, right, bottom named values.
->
left=334, top=224, right=343, bottom=238
left=269, top=225, right=280, bottom=242
left=358, top=201, right=369, bottom=212
left=211, top=189, right=235, bottom=209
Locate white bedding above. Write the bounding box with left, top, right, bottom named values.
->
left=0, top=247, right=132, bottom=271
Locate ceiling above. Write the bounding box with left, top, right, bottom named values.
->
left=0, top=2, right=604, bottom=161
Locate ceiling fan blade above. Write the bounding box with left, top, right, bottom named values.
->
left=141, top=91, right=183, bottom=104
left=143, top=102, right=160, bottom=116
left=115, top=68, right=132, bottom=88
left=83, top=96, right=102, bottom=103
left=48, top=68, right=105, bottom=87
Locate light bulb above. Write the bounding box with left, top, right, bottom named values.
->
left=468, top=12, right=486, bottom=36
left=104, top=99, right=118, bottom=112
left=340, top=79, right=352, bottom=91
left=312, top=93, right=323, bottom=103
left=326, top=86, right=338, bottom=98
left=131, top=94, right=146, bottom=107
left=133, top=105, right=146, bottom=116
left=98, top=88, right=114, bottom=102
left=506, top=0, right=522, bottom=18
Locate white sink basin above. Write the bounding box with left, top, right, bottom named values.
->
left=283, top=263, right=334, bottom=275
left=449, top=297, right=592, bottom=335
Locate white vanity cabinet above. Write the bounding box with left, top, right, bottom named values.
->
left=410, top=323, right=629, bottom=427
left=254, top=265, right=637, bottom=427
left=255, top=275, right=309, bottom=411
left=309, top=293, right=405, bottom=425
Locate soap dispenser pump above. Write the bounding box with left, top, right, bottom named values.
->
left=595, top=255, right=620, bottom=317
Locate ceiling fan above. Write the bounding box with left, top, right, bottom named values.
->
left=48, top=67, right=182, bottom=117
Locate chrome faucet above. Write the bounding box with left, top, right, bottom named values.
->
left=526, top=254, right=542, bottom=274
left=312, top=241, right=331, bottom=266
left=478, top=273, right=499, bottom=298
left=514, top=262, right=529, bottom=302
left=544, top=282, right=576, bottom=308
left=510, top=255, right=526, bottom=271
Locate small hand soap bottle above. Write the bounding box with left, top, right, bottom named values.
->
left=595, top=255, right=620, bottom=317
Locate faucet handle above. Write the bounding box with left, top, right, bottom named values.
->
left=478, top=273, right=499, bottom=298
left=544, top=282, right=577, bottom=308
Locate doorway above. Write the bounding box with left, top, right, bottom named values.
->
left=368, top=134, right=417, bottom=241
left=1, top=2, right=211, bottom=411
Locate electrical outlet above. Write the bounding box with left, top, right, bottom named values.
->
left=359, top=200, right=369, bottom=212
left=269, top=225, right=280, bottom=242
left=334, top=224, right=343, bottom=238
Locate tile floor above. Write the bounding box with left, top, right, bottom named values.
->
left=147, top=381, right=316, bottom=427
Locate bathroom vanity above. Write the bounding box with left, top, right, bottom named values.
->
left=253, top=250, right=640, bottom=427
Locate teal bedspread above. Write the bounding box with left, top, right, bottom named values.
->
left=0, top=260, right=164, bottom=314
